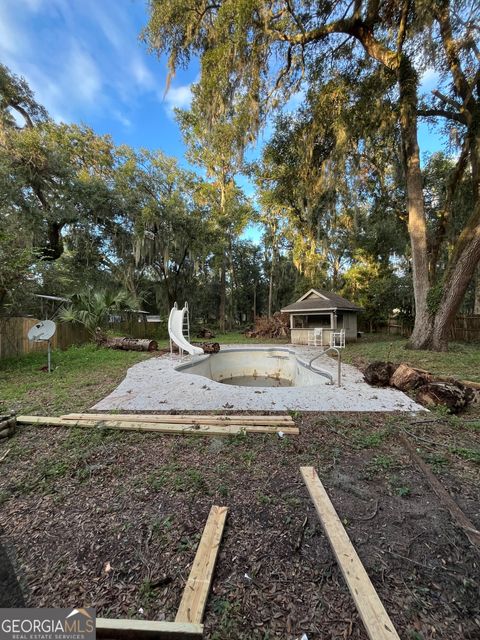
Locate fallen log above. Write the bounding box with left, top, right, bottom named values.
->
left=364, top=361, right=398, bottom=387
left=390, top=363, right=432, bottom=391
left=415, top=381, right=473, bottom=414
left=192, top=342, right=220, bottom=354
left=103, top=337, right=158, bottom=352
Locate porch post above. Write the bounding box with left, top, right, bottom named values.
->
left=290, top=314, right=294, bottom=329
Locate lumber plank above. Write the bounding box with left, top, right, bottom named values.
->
left=175, top=505, right=228, bottom=624
left=300, top=467, right=400, bottom=640
left=17, top=416, right=298, bottom=436
left=399, top=432, right=480, bottom=547
left=61, top=412, right=294, bottom=425
left=59, top=417, right=298, bottom=435
left=96, top=618, right=203, bottom=640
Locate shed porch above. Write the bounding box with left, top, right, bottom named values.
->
left=290, top=311, right=357, bottom=346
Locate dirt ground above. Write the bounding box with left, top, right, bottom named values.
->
left=0, top=412, right=479, bottom=639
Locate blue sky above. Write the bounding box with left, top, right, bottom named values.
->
left=1, top=0, right=444, bottom=216
left=0, top=0, right=197, bottom=159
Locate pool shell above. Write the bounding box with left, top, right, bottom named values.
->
left=92, top=343, right=426, bottom=412
left=175, top=347, right=332, bottom=387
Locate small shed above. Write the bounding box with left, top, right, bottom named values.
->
left=281, top=289, right=361, bottom=345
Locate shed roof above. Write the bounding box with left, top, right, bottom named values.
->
left=281, top=289, right=361, bottom=313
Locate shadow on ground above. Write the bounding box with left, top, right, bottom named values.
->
left=0, top=531, right=25, bottom=607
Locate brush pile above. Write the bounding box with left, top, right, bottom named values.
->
left=244, top=313, right=290, bottom=339
left=196, top=328, right=216, bottom=339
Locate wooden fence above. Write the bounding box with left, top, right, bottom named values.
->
left=0, top=317, right=164, bottom=360
left=384, top=315, right=480, bottom=342
left=451, top=315, right=480, bottom=342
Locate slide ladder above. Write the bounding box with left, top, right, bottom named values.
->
left=168, top=302, right=204, bottom=357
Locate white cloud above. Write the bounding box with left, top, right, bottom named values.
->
left=0, top=0, right=173, bottom=128
left=420, top=67, right=440, bottom=94
left=163, top=84, right=193, bottom=116
left=131, top=56, right=156, bottom=90
left=21, top=0, right=44, bottom=11
left=68, top=43, right=102, bottom=105
left=284, top=89, right=306, bottom=112
left=0, top=2, right=29, bottom=58
left=113, top=110, right=131, bottom=128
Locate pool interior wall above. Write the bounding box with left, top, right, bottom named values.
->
left=175, top=348, right=331, bottom=387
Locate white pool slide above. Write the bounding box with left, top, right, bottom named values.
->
left=168, top=302, right=204, bottom=356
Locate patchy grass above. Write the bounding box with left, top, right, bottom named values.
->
left=0, top=344, right=153, bottom=416
left=450, top=446, right=480, bottom=464
left=344, top=333, right=480, bottom=382
left=146, top=463, right=211, bottom=495
left=368, top=454, right=394, bottom=472
left=352, top=428, right=389, bottom=449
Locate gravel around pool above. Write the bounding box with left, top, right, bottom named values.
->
left=91, top=345, right=425, bottom=412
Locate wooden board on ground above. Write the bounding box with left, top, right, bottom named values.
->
left=96, top=618, right=203, bottom=640
left=18, top=416, right=298, bottom=436
left=61, top=413, right=294, bottom=426
left=300, top=466, right=400, bottom=640
left=399, top=432, right=480, bottom=547
left=175, top=505, right=228, bottom=625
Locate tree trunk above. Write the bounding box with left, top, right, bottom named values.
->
left=474, top=268, right=480, bottom=315
left=103, top=337, right=158, bottom=351
left=228, top=237, right=238, bottom=330
left=268, top=243, right=278, bottom=317
left=397, top=57, right=433, bottom=350
left=268, top=260, right=273, bottom=318
left=219, top=255, right=226, bottom=332
left=42, top=221, right=65, bottom=261
left=430, top=201, right=480, bottom=350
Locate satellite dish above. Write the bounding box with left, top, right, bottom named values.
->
left=28, top=320, right=56, bottom=342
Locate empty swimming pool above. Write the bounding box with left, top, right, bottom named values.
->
left=175, top=347, right=332, bottom=387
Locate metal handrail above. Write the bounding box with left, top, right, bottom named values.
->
left=308, top=346, right=342, bottom=387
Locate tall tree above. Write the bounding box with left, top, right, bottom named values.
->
left=0, top=65, right=118, bottom=262
left=144, top=0, right=480, bottom=350
left=176, top=86, right=251, bottom=329
left=112, top=146, right=211, bottom=313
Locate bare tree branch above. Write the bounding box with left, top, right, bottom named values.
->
left=417, top=107, right=466, bottom=124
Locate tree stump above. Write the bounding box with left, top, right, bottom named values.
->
left=364, top=361, right=398, bottom=387
left=390, top=363, right=432, bottom=391
left=415, top=382, right=473, bottom=414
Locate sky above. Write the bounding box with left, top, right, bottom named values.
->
left=0, top=0, right=196, bottom=158
left=1, top=0, right=445, bottom=223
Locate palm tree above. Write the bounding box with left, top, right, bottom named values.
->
left=60, top=289, right=139, bottom=337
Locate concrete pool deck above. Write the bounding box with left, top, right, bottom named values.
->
left=92, top=344, right=425, bottom=413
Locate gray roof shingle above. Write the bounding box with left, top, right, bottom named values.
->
left=281, top=289, right=361, bottom=313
